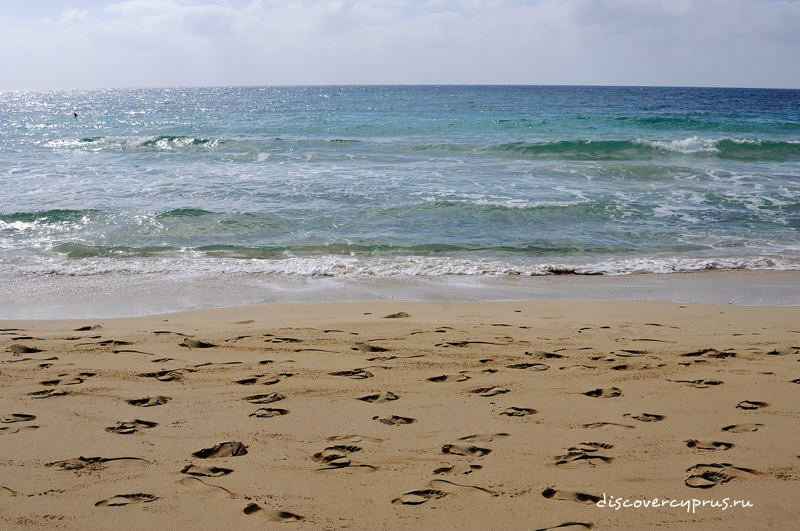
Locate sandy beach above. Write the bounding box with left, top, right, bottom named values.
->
left=1, top=298, right=798, bottom=530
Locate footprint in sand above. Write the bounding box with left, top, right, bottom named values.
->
left=458, top=433, right=509, bottom=443
left=442, top=444, right=491, bottom=457
left=373, top=415, right=416, bottom=425
left=1, top=413, right=36, bottom=423
left=313, top=444, right=360, bottom=463
left=536, top=351, right=566, bottom=359
left=178, top=477, right=235, bottom=498
left=224, top=335, right=252, bottom=343
left=429, top=479, right=496, bottom=496
left=181, top=464, right=233, bottom=477
left=353, top=342, right=389, bottom=353
left=39, top=373, right=94, bottom=386
left=383, top=312, right=410, bottom=319
left=583, top=388, right=621, bottom=398
left=391, top=489, right=448, bottom=505
left=392, top=479, right=496, bottom=505
left=249, top=408, right=289, bottom=418
left=312, top=444, right=375, bottom=470
left=152, top=330, right=188, bottom=336
left=329, top=368, right=374, bottom=379
left=500, top=407, right=537, bottom=417
left=358, top=392, right=399, bottom=403
left=193, top=441, right=248, bottom=459
left=243, top=503, right=303, bottom=521
left=195, top=361, right=243, bottom=368
left=106, top=419, right=158, bottom=435
left=685, top=463, right=758, bottom=489
left=127, top=396, right=170, bottom=407
left=95, top=493, right=158, bottom=507
left=722, top=423, right=764, bottom=433
left=433, top=463, right=482, bottom=475
left=581, top=422, right=635, bottom=430
left=507, top=362, right=549, bottom=371
left=536, top=522, right=593, bottom=531
left=554, top=442, right=614, bottom=465
left=686, top=440, right=735, bottom=451
left=436, top=340, right=505, bottom=348
left=324, top=329, right=359, bottom=335
left=682, top=348, right=718, bottom=357
left=541, top=488, right=602, bottom=504
left=235, top=374, right=287, bottom=386
left=668, top=379, right=724, bottom=389
left=0, top=425, right=39, bottom=435
left=28, top=389, right=68, bottom=399
left=96, top=339, right=131, bottom=346
left=7, top=344, right=42, bottom=354
left=623, top=413, right=665, bottom=423
left=48, top=456, right=148, bottom=471
left=74, top=325, right=102, bottom=331
left=138, top=369, right=191, bottom=382
left=736, top=400, right=768, bottom=410
left=179, top=339, right=216, bottom=349
left=0, top=413, right=38, bottom=434
left=470, top=386, right=509, bottom=397
left=365, top=354, right=396, bottom=362
left=267, top=337, right=302, bottom=344
left=428, top=373, right=470, bottom=383
left=244, top=392, right=285, bottom=404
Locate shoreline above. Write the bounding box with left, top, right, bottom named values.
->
left=1, top=298, right=798, bottom=530
left=3, top=269, right=800, bottom=320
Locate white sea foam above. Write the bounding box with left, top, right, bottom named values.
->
left=444, top=198, right=589, bottom=209
left=636, top=136, right=719, bottom=153
left=4, top=254, right=798, bottom=279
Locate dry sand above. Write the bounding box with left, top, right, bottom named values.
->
left=1, top=299, right=799, bottom=530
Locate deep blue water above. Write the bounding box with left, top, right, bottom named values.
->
left=1, top=85, right=799, bottom=279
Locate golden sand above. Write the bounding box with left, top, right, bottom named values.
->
left=1, top=299, right=798, bottom=530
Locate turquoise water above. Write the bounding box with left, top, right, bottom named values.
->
left=1, top=85, right=799, bottom=280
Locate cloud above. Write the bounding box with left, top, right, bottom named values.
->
left=60, top=8, right=90, bottom=23
left=1, top=0, right=799, bottom=89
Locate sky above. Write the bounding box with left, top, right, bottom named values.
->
left=1, top=0, right=799, bottom=89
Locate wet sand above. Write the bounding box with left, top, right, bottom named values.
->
left=1, top=299, right=799, bottom=530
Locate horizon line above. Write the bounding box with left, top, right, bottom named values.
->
left=2, top=83, right=800, bottom=92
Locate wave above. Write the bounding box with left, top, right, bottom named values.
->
left=397, top=137, right=800, bottom=161
left=47, top=242, right=610, bottom=259
left=42, top=134, right=800, bottom=161
left=52, top=243, right=180, bottom=258
left=51, top=135, right=364, bottom=153
left=6, top=253, right=797, bottom=278
left=0, top=209, right=98, bottom=223
left=155, top=208, right=215, bottom=219
left=489, top=138, right=800, bottom=161
left=139, top=135, right=219, bottom=148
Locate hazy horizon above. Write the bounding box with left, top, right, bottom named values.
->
left=2, top=0, right=800, bottom=91
left=3, top=83, right=800, bottom=92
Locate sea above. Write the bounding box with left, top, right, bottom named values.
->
left=2, top=85, right=800, bottom=315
